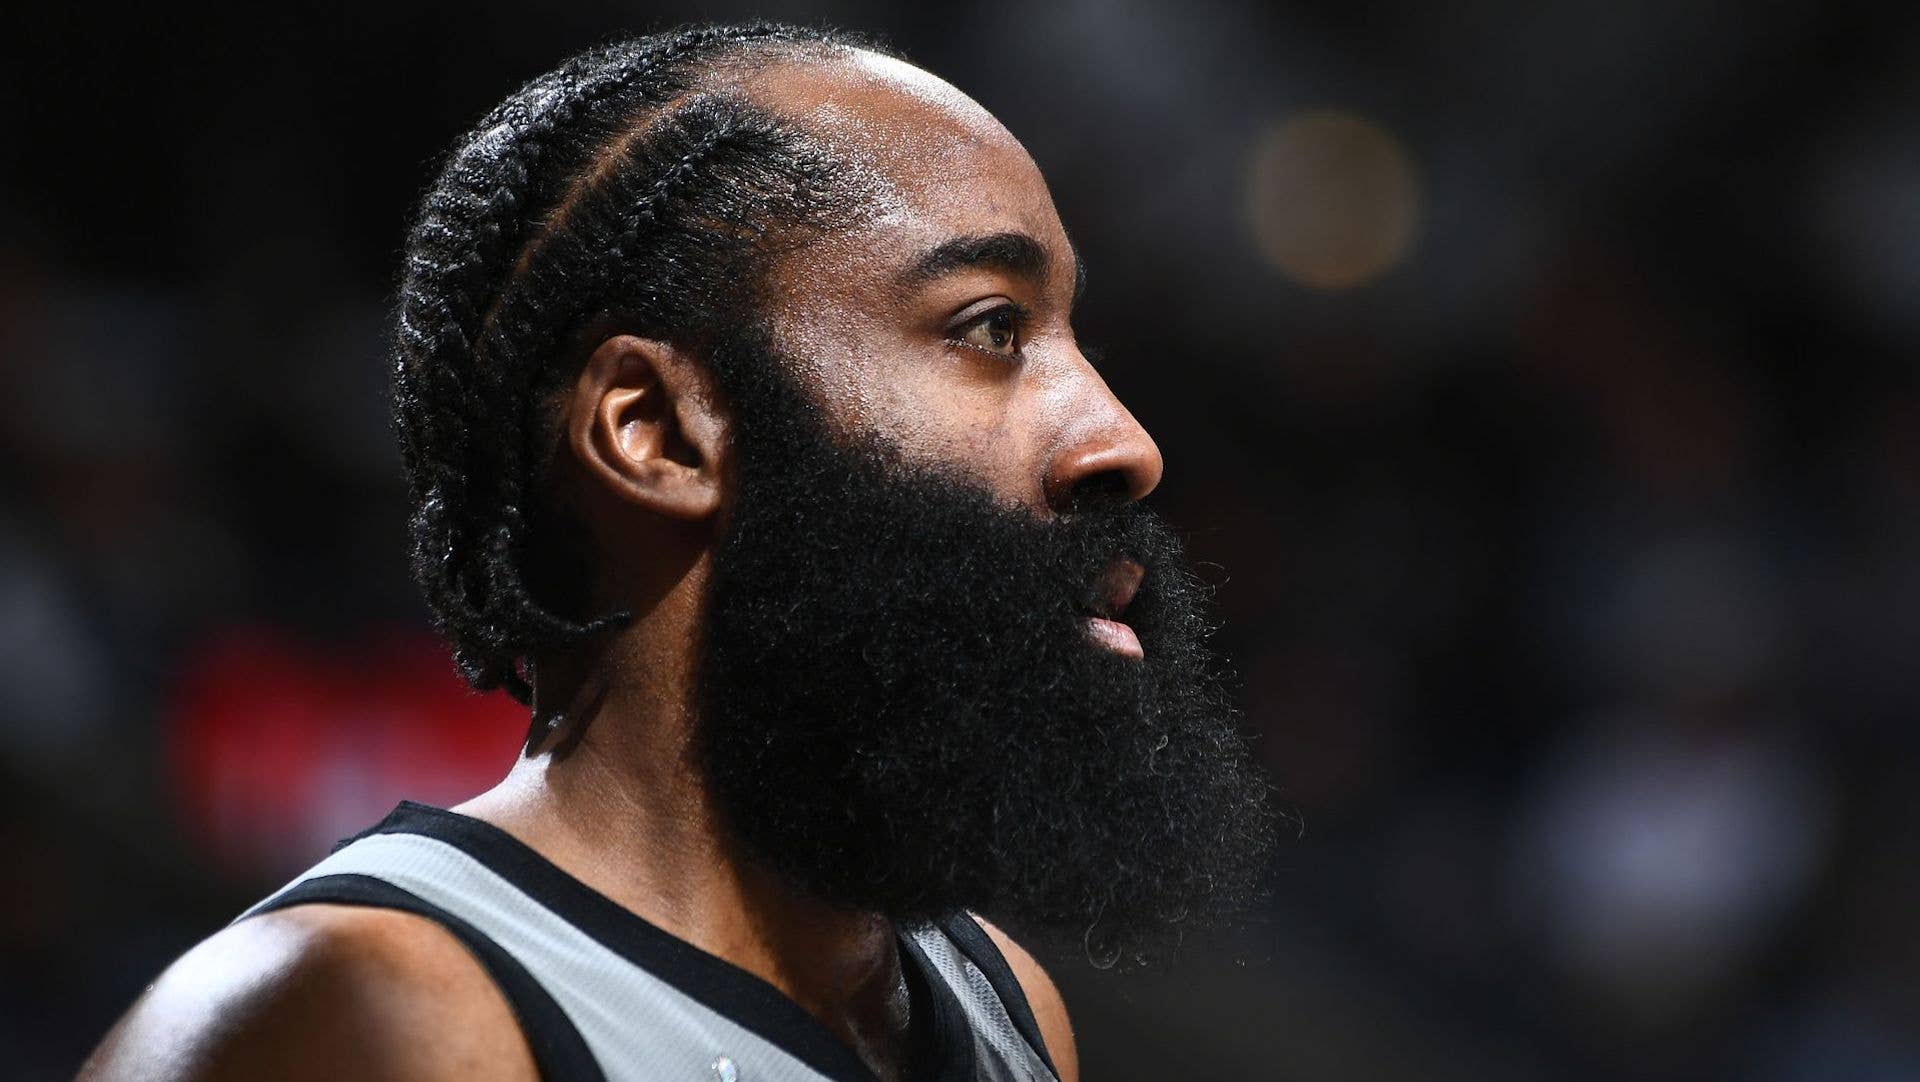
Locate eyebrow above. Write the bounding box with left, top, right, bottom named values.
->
left=899, top=230, right=1087, bottom=306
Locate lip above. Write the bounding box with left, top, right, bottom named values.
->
left=1092, top=558, right=1144, bottom=617
left=1085, top=614, right=1144, bottom=657
left=1085, top=558, right=1146, bottom=658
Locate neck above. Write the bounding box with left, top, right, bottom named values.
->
left=453, top=576, right=914, bottom=1079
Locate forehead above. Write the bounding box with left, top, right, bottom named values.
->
left=723, top=48, right=1072, bottom=281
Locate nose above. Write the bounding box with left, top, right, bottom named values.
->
left=1042, top=378, right=1165, bottom=514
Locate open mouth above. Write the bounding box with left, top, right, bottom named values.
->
left=1084, top=557, right=1145, bottom=658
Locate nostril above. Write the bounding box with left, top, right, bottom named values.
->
left=1044, top=416, right=1163, bottom=512
left=1065, top=470, right=1133, bottom=513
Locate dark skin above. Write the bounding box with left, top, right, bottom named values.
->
left=81, top=49, right=1158, bottom=1082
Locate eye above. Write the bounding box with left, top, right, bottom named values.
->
left=953, top=305, right=1022, bottom=358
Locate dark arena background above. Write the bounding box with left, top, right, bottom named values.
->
left=4, top=3, right=1919, bottom=1079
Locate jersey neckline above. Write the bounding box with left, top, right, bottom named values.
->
left=357, top=800, right=977, bottom=1082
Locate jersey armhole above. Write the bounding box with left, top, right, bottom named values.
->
left=939, top=912, right=1062, bottom=1079
left=249, top=873, right=605, bottom=1082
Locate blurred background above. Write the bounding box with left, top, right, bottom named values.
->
left=3, top=1, right=1918, bottom=1078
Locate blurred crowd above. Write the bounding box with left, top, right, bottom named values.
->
left=2, top=2, right=1916, bottom=1079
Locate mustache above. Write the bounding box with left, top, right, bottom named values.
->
left=1045, top=501, right=1188, bottom=616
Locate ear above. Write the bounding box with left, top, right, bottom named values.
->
left=563, top=334, right=728, bottom=522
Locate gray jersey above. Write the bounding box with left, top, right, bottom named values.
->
left=239, top=802, right=1061, bottom=1082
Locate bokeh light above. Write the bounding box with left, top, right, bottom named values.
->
left=1245, top=109, right=1423, bottom=292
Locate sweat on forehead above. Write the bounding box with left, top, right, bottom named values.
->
left=724, top=50, right=1074, bottom=296
left=716, top=48, right=1043, bottom=211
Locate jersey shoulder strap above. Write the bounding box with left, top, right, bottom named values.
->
left=247, top=870, right=604, bottom=1082
left=931, top=913, right=1061, bottom=1079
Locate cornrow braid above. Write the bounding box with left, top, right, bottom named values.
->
left=391, top=23, right=887, bottom=702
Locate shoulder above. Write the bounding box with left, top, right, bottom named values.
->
left=968, top=914, right=1080, bottom=1082
left=78, top=904, right=538, bottom=1082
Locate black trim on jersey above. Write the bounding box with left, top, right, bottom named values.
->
left=941, top=912, right=1062, bottom=1078
left=898, top=930, right=980, bottom=1082
left=365, top=801, right=973, bottom=1082
left=250, top=873, right=605, bottom=1082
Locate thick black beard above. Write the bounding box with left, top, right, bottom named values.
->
left=695, top=335, right=1275, bottom=967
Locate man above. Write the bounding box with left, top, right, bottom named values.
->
left=80, top=22, right=1273, bottom=1082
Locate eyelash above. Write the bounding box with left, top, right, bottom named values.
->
left=948, top=302, right=1031, bottom=359
left=944, top=303, right=1103, bottom=370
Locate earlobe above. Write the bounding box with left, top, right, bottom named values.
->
left=565, top=335, right=728, bottom=522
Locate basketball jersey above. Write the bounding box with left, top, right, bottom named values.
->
left=237, top=801, right=1062, bottom=1082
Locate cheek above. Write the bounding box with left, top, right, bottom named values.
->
left=807, top=339, right=1050, bottom=503
left=767, top=304, right=891, bottom=428
left=872, top=369, right=1062, bottom=509
left=865, top=361, right=1027, bottom=467
left=763, top=292, right=1054, bottom=505
left=769, top=294, right=991, bottom=440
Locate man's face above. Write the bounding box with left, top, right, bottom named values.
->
left=684, top=53, right=1272, bottom=965
left=736, top=51, right=1163, bottom=532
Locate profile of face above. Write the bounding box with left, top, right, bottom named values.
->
left=671, top=52, right=1273, bottom=965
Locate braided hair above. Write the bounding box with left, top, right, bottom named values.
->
left=391, top=23, right=882, bottom=703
